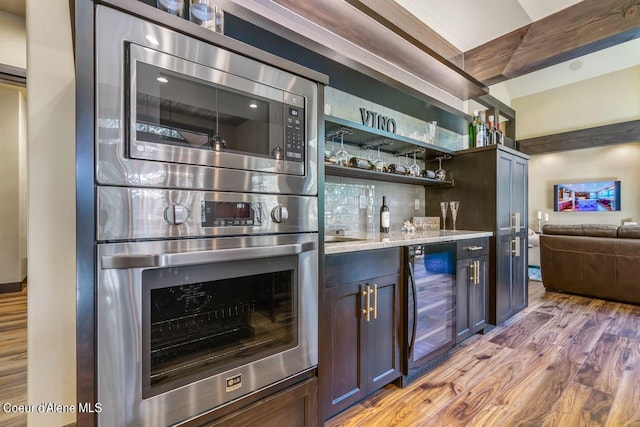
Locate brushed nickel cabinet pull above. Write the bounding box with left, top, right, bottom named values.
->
left=465, top=246, right=483, bottom=251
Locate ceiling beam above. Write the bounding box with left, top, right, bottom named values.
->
left=344, top=0, right=463, bottom=67
left=464, top=0, right=640, bottom=85
left=270, top=0, right=487, bottom=100
left=518, top=120, right=640, bottom=155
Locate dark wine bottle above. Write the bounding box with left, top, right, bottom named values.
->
left=380, top=196, right=390, bottom=233
left=387, top=163, right=408, bottom=175
left=348, top=156, right=374, bottom=170
left=468, top=110, right=485, bottom=148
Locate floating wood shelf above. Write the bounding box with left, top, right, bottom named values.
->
left=325, top=164, right=454, bottom=187
left=325, top=116, right=454, bottom=160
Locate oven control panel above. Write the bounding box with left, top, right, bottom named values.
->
left=201, top=201, right=263, bottom=228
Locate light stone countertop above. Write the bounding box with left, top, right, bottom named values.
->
left=324, top=230, right=493, bottom=255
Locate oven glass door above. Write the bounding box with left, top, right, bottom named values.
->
left=142, top=255, right=298, bottom=398
left=128, top=44, right=306, bottom=175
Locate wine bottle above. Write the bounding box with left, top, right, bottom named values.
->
left=380, top=196, right=390, bottom=233
left=496, top=122, right=505, bottom=145
left=468, top=110, right=485, bottom=148
left=348, top=156, right=374, bottom=170
left=387, top=163, right=408, bottom=175
left=487, top=115, right=497, bottom=145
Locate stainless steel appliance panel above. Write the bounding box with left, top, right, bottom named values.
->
left=96, top=6, right=318, bottom=194
left=96, top=234, right=318, bottom=427
left=97, top=187, right=318, bottom=241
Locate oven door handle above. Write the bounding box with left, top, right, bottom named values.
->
left=101, top=241, right=317, bottom=269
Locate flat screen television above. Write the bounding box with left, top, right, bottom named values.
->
left=554, top=180, right=621, bottom=212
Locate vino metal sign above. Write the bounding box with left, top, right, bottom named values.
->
left=359, top=107, right=397, bottom=134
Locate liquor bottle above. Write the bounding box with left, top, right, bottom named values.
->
left=487, top=115, right=498, bottom=145
left=387, top=163, right=408, bottom=175
left=380, top=196, right=390, bottom=233
left=468, top=110, right=485, bottom=148
left=496, top=122, right=505, bottom=145
left=348, top=156, right=374, bottom=170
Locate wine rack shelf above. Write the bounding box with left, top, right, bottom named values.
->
left=325, top=116, right=454, bottom=160
left=325, top=164, right=454, bottom=187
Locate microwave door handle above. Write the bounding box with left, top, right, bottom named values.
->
left=101, top=241, right=317, bottom=269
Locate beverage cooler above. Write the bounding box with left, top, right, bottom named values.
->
left=401, top=243, right=456, bottom=386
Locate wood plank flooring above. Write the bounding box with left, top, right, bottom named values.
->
left=326, top=281, right=640, bottom=426
left=0, top=286, right=27, bottom=427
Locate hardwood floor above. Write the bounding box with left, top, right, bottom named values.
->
left=0, top=286, right=27, bottom=427
left=326, top=281, right=640, bottom=426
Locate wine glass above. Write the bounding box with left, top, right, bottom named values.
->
left=335, top=131, right=349, bottom=167
left=440, top=202, right=448, bottom=231
left=450, top=201, right=460, bottom=231
left=435, top=156, right=446, bottom=181
left=409, top=151, right=421, bottom=177
left=426, top=121, right=437, bottom=144
left=373, top=145, right=385, bottom=172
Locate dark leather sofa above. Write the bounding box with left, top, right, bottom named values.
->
left=540, top=224, right=640, bottom=304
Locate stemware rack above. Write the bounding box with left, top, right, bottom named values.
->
left=324, top=116, right=454, bottom=187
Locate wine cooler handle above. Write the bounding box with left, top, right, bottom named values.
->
left=511, top=237, right=521, bottom=257
left=101, top=241, right=317, bottom=269
left=515, top=212, right=521, bottom=233
left=408, top=261, right=418, bottom=359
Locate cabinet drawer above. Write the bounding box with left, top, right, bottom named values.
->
left=457, top=238, right=489, bottom=259
left=325, top=247, right=401, bottom=287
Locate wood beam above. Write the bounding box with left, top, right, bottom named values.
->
left=518, top=120, right=640, bottom=155
left=344, top=0, right=463, bottom=67
left=464, top=0, right=640, bottom=84
left=270, top=0, right=487, bottom=100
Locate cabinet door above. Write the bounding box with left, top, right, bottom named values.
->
left=497, top=153, right=515, bottom=235
left=469, top=255, right=488, bottom=333
left=511, top=235, right=528, bottom=314
left=512, top=156, right=528, bottom=232
left=322, top=282, right=367, bottom=417
left=495, top=234, right=515, bottom=325
left=366, top=274, right=401, bottom=391
left=455, top=259, right=472, bottom=343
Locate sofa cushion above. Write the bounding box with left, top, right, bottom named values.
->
left=542, top=224, right=618, bottom=237
left=618, top=225, right=640, bottom=239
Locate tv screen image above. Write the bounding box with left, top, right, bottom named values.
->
left=553, top=180, right=621, bottom=212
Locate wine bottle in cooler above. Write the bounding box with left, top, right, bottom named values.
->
left=380, top=196, right=390, bottom=233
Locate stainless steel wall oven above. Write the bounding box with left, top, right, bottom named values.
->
left=94, top=6, right=324, bottom=426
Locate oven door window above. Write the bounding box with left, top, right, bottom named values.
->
left=128, top=44, right=305, bottom=175
left=141, top=256, right=297, bottom=398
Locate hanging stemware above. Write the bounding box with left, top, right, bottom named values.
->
left=372, top=145, right=385, bottom=172
left=409, top=151, right=421, bottom=177
left=335, top=130, right=350, bottom=167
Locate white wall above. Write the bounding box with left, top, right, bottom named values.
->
left=512, top=66, right=640, bottom=228
left=26, top=0, right=76, bottom=425
left=0, top=10, right=26, bottom=69
left=513, top=66, right=640, bottom=139
left=18, top=89, right=27, bottom=278
left=529, top=143, right=640, bottom=227
left=0, top=86, right=27, bottom=284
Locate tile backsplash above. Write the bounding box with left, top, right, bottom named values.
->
left=325, top=176, right=426, bottom=233
left=325, top=86, right=466, bottom=151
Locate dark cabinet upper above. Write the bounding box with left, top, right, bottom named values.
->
left=426, top=145, right=529, bottom=325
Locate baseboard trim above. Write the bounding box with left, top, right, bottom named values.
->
left=0, top=282, right=23, bottom=294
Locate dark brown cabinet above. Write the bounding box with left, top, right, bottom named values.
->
left=427, top=145, right=529, bottom=326
left=456, top=238, right=489, bottom=343
left=321, top=248, right=401, bottom=420
left=204, top=377, right=318, bottom=427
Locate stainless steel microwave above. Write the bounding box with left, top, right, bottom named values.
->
left=96, top=6, right=319, bottom=195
